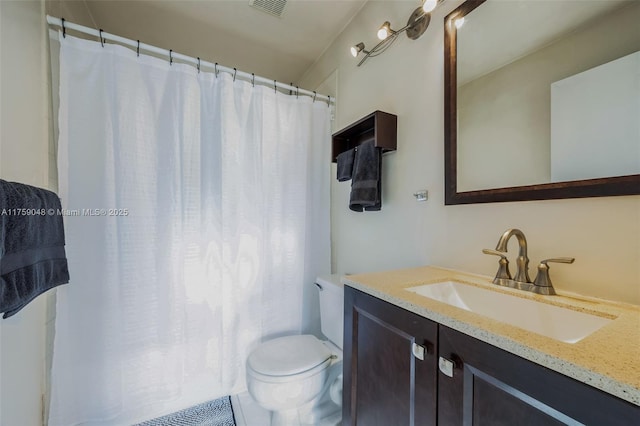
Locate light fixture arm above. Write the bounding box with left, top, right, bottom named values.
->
left=352, top=1, right=443, bottom=67
left=357, top=36, right=395, bottom=66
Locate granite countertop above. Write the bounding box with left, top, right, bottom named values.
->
left=342, top=266, right=640, bottom=406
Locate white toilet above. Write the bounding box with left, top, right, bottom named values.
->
left=246, top=275, right=344, bottom=426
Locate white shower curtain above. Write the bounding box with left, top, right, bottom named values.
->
left=49, top=35, right=330, bottom=426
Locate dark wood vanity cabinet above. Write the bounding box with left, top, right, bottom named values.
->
left=344, top=287, right=640, bottom=426
left=438, top=326, right=639, bottom=426
left=343, top=287, right=438, bottom=426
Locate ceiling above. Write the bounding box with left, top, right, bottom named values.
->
left=82, top=0, right=368, bottom=83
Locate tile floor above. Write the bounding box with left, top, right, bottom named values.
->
left=231, top=392, right=342, bottom=426
left=231, top=392, right=271, bottom=426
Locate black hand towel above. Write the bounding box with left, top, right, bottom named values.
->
left=336, top=148, right=355, bottom=181
left=349, top=140, right=382, bottom=212
left=1, top=180, right=70, bottom=319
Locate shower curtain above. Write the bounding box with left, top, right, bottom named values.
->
left=48, top=34, right=330, bottom=426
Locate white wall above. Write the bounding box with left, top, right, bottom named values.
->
left=299, top=0, right=640, bottom=305
left=0, top=1, right=50, bottom=424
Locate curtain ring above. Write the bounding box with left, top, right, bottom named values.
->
left=99, top=29, right=104, bottom=47
left=251, top=73, right=255, bottom=87
left=214, top=63, right=219, bottom=78
left=61, top=18, right=66, bottom=38
left=233, top=68, right=237, bottom=82
left=313, top=91, right=317, bottom=102
left=136, top=40, right=140, bottom=57
left=169, top=50, right=173, bottom=65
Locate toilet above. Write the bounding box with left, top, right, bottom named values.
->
left=246, top=275, right=344, bottom=426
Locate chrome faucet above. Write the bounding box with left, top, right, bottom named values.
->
left=483, top=228, right=574, bottom=295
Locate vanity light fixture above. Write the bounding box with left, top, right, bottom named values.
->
left=350, top=42, right=368, bottom=58
left=377, top=21, right=393, bottom=40
left=350, top=0, right=445, bottom=66
left=422, top=0, right=438, bottom=13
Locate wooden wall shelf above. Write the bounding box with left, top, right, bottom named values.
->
left=332, top=111, right=397, bottom=162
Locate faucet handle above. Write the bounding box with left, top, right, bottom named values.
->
left=540, top=257, right=575, bottom=265
left=482, top=248, right=507, bottom=259
left=482, top=249, right=512, bottom=281
left=532, top=257, right=575, bottom=295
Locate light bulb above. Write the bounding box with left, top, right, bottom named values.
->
left=454, top=17, right=465, bottom=29
left=377, top=21, right=391, bottom=40
left=350, top=43, right=365, bottom=58
left=422, top=0, right=437, bottom=13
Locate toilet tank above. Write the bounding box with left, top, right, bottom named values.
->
left=316, top=275, right=345, bottom=349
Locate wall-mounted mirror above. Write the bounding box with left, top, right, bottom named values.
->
left=444, top=0, right=640, bottom=204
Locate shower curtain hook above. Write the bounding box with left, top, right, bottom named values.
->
left=251, top=73, right=255, bottom=87
left=215, top=63, right=219, bottom=77
left=61, top=18, right=66, bottom=38
left=197, top=57, right=200, bottom=73
left=169, top=50, right=173, bottom=65
left=327, top=95, right=331, bottom=107
left=274, top=80, right=277, bottom=93
left=313, top=91, right=317, bottom=102
left=99, top=29, right=104, bottom=47
left=289, top=83, right=293, bottom=95
left=233, top=68, right=237, bottom=82
left=136, top=40, right=140, bottom=57
left=296, top=87, right=299, bottom=98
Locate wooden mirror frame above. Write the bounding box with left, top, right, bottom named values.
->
left=444, top=0, right=640, bottom=205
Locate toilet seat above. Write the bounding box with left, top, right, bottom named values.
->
left=247, top=335, right=333, bottom=382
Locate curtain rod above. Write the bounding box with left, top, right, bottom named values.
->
left=46, top=15, right=335, bottom=106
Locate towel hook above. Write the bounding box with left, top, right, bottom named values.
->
left=169, top=49, right=173, bottom=65
left=99, top=29, right=104, bottom=47
left=136, top=40, right=140, bottom=57
left=61, top=18, right=66, bottom=38
left=197, top=57, right=201, bottom=73
left=233, top=68, right=237, bottom=82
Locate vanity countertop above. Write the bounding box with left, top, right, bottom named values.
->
left=342, top=266, right=640, bottom=406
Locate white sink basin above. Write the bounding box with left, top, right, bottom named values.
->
left=406, top=281, right=613, bottom=343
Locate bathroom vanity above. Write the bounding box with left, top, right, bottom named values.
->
left=342, top=267, right=640, bottom=425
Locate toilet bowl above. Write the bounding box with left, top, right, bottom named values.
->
left=246, top=275, right=344, bottom=426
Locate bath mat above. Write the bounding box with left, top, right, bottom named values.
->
left=136, top=396, right=236, bottom=426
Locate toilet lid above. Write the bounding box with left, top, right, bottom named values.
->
left=247, top=335, right=332, bottom=376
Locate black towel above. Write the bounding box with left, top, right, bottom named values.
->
left=0, top=180, right=70, bottom=319
left=336, top=148, right=355, bottom=181
left=349, top=140, right=382, bottom=212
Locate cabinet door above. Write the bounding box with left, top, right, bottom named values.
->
left=343, top=287, right=438, bottom=426
left=438, top=326, right=640, bottom=426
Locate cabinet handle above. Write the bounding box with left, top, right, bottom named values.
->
left=439, top=356, right=456, bottom=377
left=412, top=343, right=426, bottom=361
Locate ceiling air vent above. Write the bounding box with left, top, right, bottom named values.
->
left=249, top=0, right=287, bottom=18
